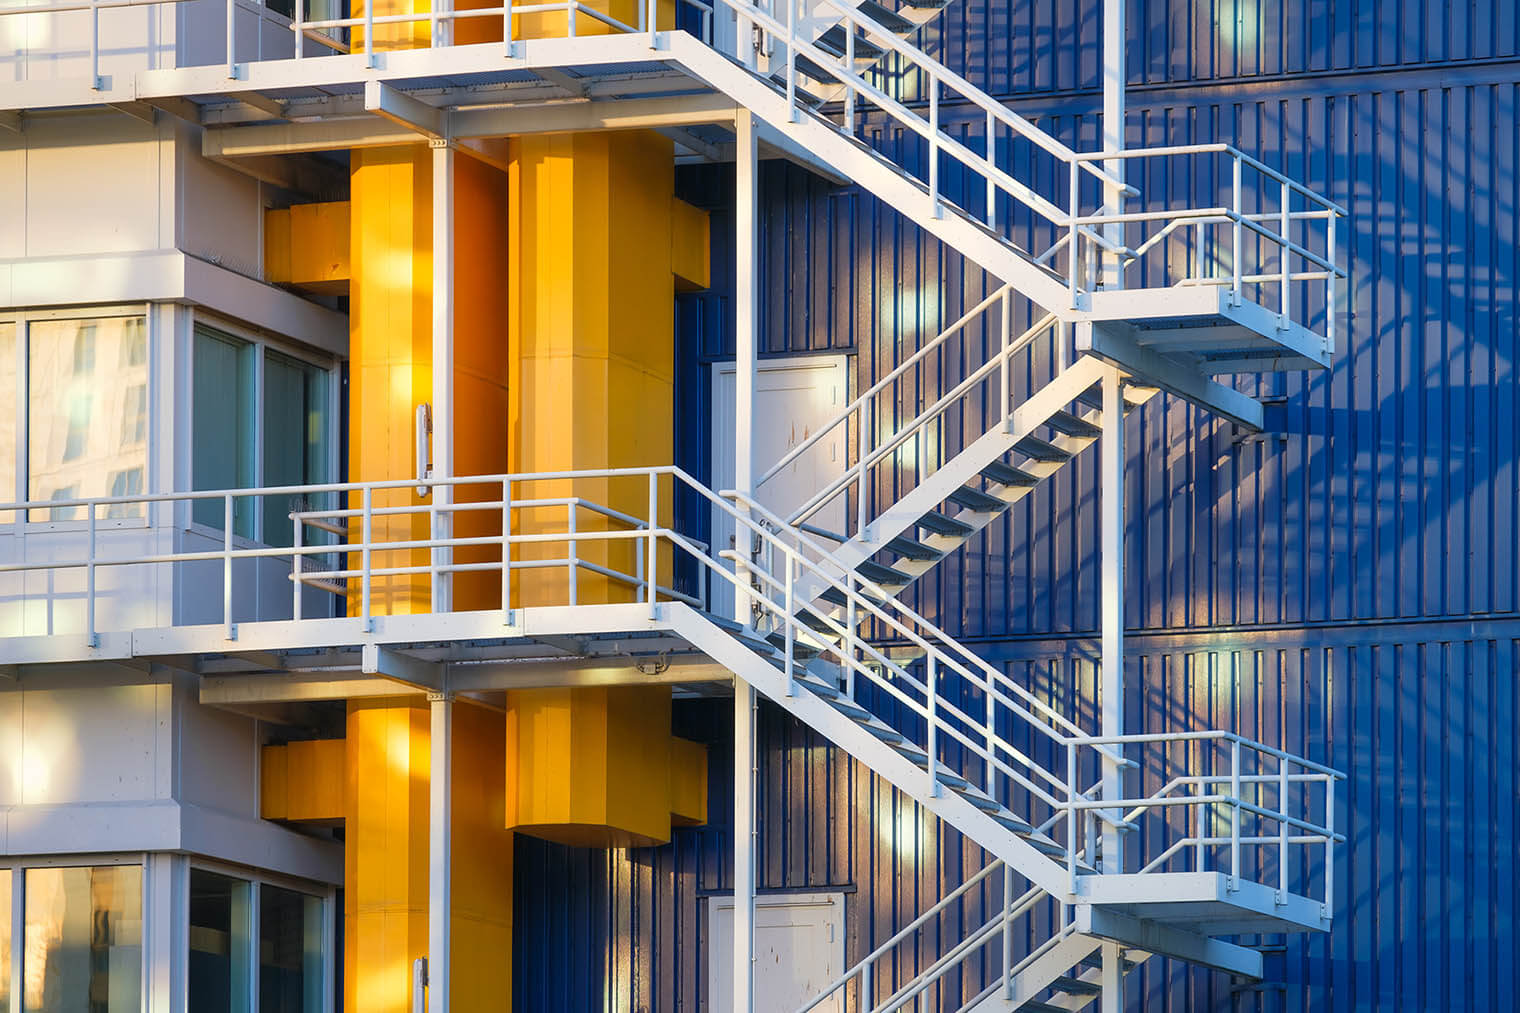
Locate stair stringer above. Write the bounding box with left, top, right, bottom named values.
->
left=667, top=33, right=1075, bottom=311
left=667, top=602, right=1073, bottom=897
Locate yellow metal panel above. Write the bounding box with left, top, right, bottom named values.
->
left=668, top=735, right=708, bottom=826
left=671, top=197, right=711, bottom=292
left=285, top=738, right=347, bottom=821
left=263, top=208, right=292, bottom=285
left=287, top=201, right=351, bottom=294
left=259, top=743, right=289, bottom=819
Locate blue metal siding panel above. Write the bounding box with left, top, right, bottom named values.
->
left=631, top=15, right=1520, bottom=1013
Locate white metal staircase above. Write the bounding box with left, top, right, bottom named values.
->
left=0, top=4, right=1349, bottom=1009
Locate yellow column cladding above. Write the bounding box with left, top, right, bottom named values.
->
left=344, top=699, right=513, bottom=1013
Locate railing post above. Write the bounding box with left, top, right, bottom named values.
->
left=1067, top=160, right=1080, bottom=308
left=504, top=0, right=514, bottom=55
left=1324, top=775, right=1335, bottom=918
left=927, top=81, right=940, bottom=217
left=1326, top=212, right=1337, bottom=354
left=983, top=669, right=994, bottom=795
left=364, top=0, right=374, bottom=67
left=501, top=479, right=512, bottom=618
left=1279, top=179, right=1292, bottom=328
left=86, top=503, right=97, bottom=645
left=567, top=502, right=578, bottom=606
left=89, top=0, right=101, bottom=88
left=844, top=29, right=855, bottom=132
left=1278, top=755, right=1290, bottom=902
left=223, top=493, right=235, bottom=640
left=845, top=573, right=857, bottom=700
left=784, top=0, right=795, bottom=120
left=985, top=109, right=996, bottom=231
left=1229, top=737, right=1241, bottom=890
left=861, top=960, right=872, bottom=1011
left=1066, top=740, right=1078, bottom=895
left=1231, top=155, right=1243, bottom=305
left=292, top=512, right=303, bottom=621
left=856, top=398, right=869, bottom=539
left=646, top=472, right=658, bottom=616
left=999, top=287, right=1011, bottom=429
left=926, top=654, right=940, bottom=796
left=1001, top=863, right=1012, bottom=998
left=294, top=0, right=304, bottom=57
left=225, top=0, right=236, bottom=79
left=361, top=486, right=373, bottom=631
left=783, top=551, right=796, bottom=696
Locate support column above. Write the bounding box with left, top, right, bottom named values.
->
left=431, top=138, right=455, bottom=613
left=731, top=107, right=759, bottom=1013
left=1099, top=368, right=1125, bottom=1013
left=428, top=692, right=454, bottom=1012
left=1100, top=0, right=1125, bottom=289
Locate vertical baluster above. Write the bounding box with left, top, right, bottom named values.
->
left=925, top=655, right=939, bottom=796
left=985, top=109, right=996, bottom=230
left=225, top=0, right=236, bottom=79
left=294, top=0, right=304, bottom=57
left=223, top=493, right=234, bottom=640
left=90, top=0, right=101, bottom=87
left=1231, top=155, right=1243, bottom=304
left=1067, top=161, right=1080, bottom=307
left=1326, top=211, right=1337, bottom=354
left=646, top=473, right=658, bottom=615
left=1280, top=180, right=1292, bottom=328
left=1279, top=755, right=1290, bottom=901
left=1066, top=741, right=1078, bottom=894
left=783, top=552, right=795, bottom=696
left=784, top=0, right=795, bottom=119
left=1229, top=737, right=1241, bottom=889
left=1001, top=862, right=1012, bottom=998
left=86, top=503, right=97, bottom=644
left=361, top=486, right=373, bottom=629
left=501, top=479, right=512, bottom=618
left=927, top=80, right=939, bottom=216
left=292, top=510, right=303, bottom=620
left=999, top=287, right=1011, bottom=426
left=567, top=501, right=577, bottom=606
left=1324, top=775, right=1335, bottom=918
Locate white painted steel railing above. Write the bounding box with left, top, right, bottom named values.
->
left=755, top=285, right=1065, bottom=539
left=0, top=467, right=1342, bottom=910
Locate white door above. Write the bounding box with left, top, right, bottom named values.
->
left=707, top=892, right=846, bottom=1013
left=711, top=355, right=849, bottom=618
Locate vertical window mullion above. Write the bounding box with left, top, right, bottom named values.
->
left=248, top=880, right=261, bottom=1013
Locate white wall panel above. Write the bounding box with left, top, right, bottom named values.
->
left=21, top=115, right=163, bottom=257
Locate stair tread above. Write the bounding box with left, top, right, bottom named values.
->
left=917, top=509, right=974, bottom=537
left=1021, top=1002, right=1066, bottom=1013
left=948, top=484, right=1005, bottom=513
left=853, top=0, right=915, bottom=33
left=815, top=24, right=885, bottom=59
left=1013, top=434, right=1072, bottom=462
left=858, top=560, right=913, bottom=585
left=767, top=72, right=825, bottom=107
left=764, top=632, right=823, bottom=658
left=1047, top=408, right=1102, bottom=438
left=885, top=534, right=941, bottom=561
left=818, top=585, right=886, bottom=608
left=981, top=460, right=1039, bottom=487
left=1079, top=952, right=1138, bottom=973
left=793, top=53, right=840, bottom=84
left=1051, top=974, right=1102, bottom=996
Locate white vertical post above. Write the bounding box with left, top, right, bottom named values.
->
left=1100, top=0, right=1125, bottom=291
left=427, top=692, right=453, bottom=1013
left=86, top=503, right=97, bottom=644
left=225, top=0, right=236, bottom=78
left=431, top=139, right=455, bottom=614
left=292, top=511, right=303, bottom=620
left=1099, top=940, right=1123, bottom=1013
left=224, top=493, right=235, bottom=640
left=1099, top=366, right=1124, bottom=894
left=732, top=106, right=759, bottom=1013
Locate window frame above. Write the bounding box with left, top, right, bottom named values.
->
left=0, top=306, right=156, bottom=534
left=186, top=858, right=336, bottom=1013
left=185, top=310, right=340, bottom=550
left=0, top=852, right=148, bottom=1013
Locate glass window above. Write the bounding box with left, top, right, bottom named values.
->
left=258, top=885, right=322, bottom=1013
left=23, top=864, right=143, bottom=1013
left=28, top=317, right=148, bottom=521
left=189, top=870, right=253, bottom=1013
left=261, top=350, right=329, bottom=549
left=192, top=327, right=256, bottom=536
left=0, top=322, right=17, bottom=523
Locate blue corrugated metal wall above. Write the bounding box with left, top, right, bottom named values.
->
left=518, top=3, right=1520, bottom=1009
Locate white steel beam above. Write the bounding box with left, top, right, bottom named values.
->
left=1076, top=321, right=1265, bottom=431
left=732, top=107, right=759, bottom=1013
left=1074, top=906, right=1264, bottom=979
left=432, top=138, right=455, bottom=612
left=201, top=94, right=737, bottom=158
left=230, top=90, right=287, bottom=119
left=1100, top=366, right=1124, bottom=886
left=366, top=79, right=448, bottom=139
left=428, top=692, right=453, bottom=1012
left=361, top=643, right=444, bottom=691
